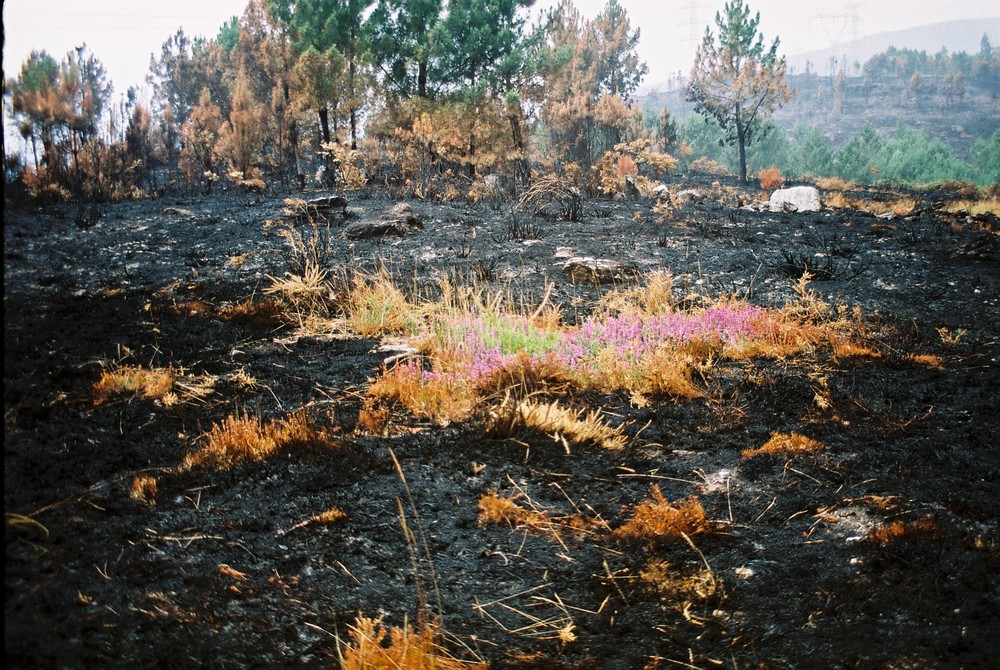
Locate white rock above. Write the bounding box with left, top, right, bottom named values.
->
left=674, top=189, right=705, bottom=206
left=767, top=186, right=821, bottom=213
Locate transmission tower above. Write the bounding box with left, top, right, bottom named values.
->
left=811, top=2, right=862, bottom=75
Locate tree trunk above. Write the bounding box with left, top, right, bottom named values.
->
left=735, top=105, right=747, bottom=183
left=508, top=110, right=530, bottom=185
left=349, top=58, right=358, bottom=150
left=318, top=107, right=334, bottom=187
left=318, top=107, right=331, bottom=144
left=417, top=58, right=428, bottom=98
left=284, top=81, right=303, bottom=190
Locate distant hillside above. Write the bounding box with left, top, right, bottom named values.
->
left=641, top=18, right=1000, bottom=93
left=638, top=19, right=1000, bottom=161
left=786, top=17, right=1000, bottom=77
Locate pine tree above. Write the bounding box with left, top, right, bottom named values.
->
left=686, top=0, right=793, bottom=183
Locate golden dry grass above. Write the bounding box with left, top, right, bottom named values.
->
left=742, top=431, right=827, bottom=459
left=940, top=198, right=1000, bottom=218
left=758, top=166, right=785, bottom=191
left=265, top=261, right=334, bottom=321
left=487, top=398, right=627, bottom=451
left=640, top=348, right=706, bottom=399
left=905, top=353, right=945, bottom=370
left=477, top=491, right=550, bottom=530
left=866, top=517, right=937, bottom=545
left=831, top=338, right=882, bottom=360
left=347, top=270, right=417, bottom=336
left=367, top=362, right=475, bottom=426
left=598, top=271, right=676, bottom=316
left=356, top=398, right=392, bottom=436
left=182, top=409, right=337, bottom=470
left=218, top=298, right=286, bottom=327
left=92, top=365, right=177, bottom=405
left=340, top=616, right=486, bottom=670
left=309, top=507, right=347, bottom=525
left=613, top=487, right=710, bottom=543
left=474, top=351, right=571, bottom=402
left=228, top=253, right=250, bottom=268
left=815, top=176, right=854, bottom=191
left=639, top=558, right=718, bottom=602
left=128, top=475, right=158, bottom=504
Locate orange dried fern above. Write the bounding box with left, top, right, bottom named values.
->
left=340, top=615, right=486, bottom=670
left=742, top=432, right=827, bottom=459
left=614, top=487, right=710, bottom=544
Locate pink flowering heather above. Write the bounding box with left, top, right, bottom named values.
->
left=556, top=304, right=767, bottom=370
left=395, top=302, right=775, bottom=398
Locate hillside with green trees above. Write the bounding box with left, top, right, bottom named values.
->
left=644, top=34, right=1000, bottom=186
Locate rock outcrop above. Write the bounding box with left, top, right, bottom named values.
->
left=343, top=202, right=424, bottom=240
left=767, top=186, right=821, bottom=213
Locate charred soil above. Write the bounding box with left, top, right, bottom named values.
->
left=5, top=180, right=1000, bottom=668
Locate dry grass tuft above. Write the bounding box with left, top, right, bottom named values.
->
left=347, top=270, right=417, bottom=336
left=905, top=353, right=945, bottom=370
left=477, top=491, right=550, bottom=530
left=822, top=191, right=853, bottom=209
left=517, top=173, right=582, bottom=221
left=356, top=398, right=391, bottom=436
left=866, top=517, right=937, bottom=545
left=641, top=348, right=706, bottom=399
left=183, top=412, right=281, bottom=470
left=265, top=261, right=335, bottom=322
left=614, top=487, right=710, bottom=544
left=688, top=157, right=733, bottom=177
left=128, top=475, right=158, bottom=504
left=831, top=338, right=882, bottom=360
left=487, top=398, right=627, bottom=451
left=309, top=506, right=347, bottom=525
left=639, top=558, right=718, bottom=602
left=475, top=352, right=571, bottom=402
left=182, top=409, right=337, bottom=470
left=93, top=365, right=177, bottom=405
left=598, top=271, right=676, bottom=316
left=367, top=361, right=475, bottom=426
left=940, top=198, right=1000, bottom=218
left=229, top=368, right=259, bottom=392
left=228, top=253, right=250, bottom=268
left=758, top=166, right=785, bottom=191
left=815, top=176, right=854, bottom=191
left=340, top=615, right=485, bottom=670
left=883, top=197, right=918, bottom=217
left=218, top=298, right=286, bottom=328
left=742, top=431, right=827, bottom=459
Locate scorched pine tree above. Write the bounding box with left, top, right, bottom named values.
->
left=686, top=0, right=793, bottom=183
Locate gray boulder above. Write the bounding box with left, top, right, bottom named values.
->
left=767, top=186, right=821, bottom=213
left=562, top=256, right=641, bottom=284
left=344, top=202, right=423, bottom=240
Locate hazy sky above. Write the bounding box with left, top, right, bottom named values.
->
left=4, top=0, right=999, bottom=100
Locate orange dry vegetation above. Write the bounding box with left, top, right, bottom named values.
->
left=742, top=431, right=827, bottom=459
left=905, top=353, right=945, bottom=370
left=92, top=365, right=177, bottom=405
left=614, top=487, right=710, bottom=543
left=218, top=298, right=286, bottom=326
left=128, top=475, right=158, bottom=504
left=183, top=410, right=337, bottom=470
left=867, top=518, right=937, bottom=545
left=477, top=491, right=548, bottom=529
left=341, top=616, right=486, bottom=670
left=758, top=166, right=785, bottom=190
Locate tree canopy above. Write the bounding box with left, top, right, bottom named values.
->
left=686, top=0, right=793, bottom=182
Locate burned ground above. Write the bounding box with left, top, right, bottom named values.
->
left=5, top=180, right=999, bottom=668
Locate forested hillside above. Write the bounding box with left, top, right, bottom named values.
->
left=642, top=36, right=1000, bottom=185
